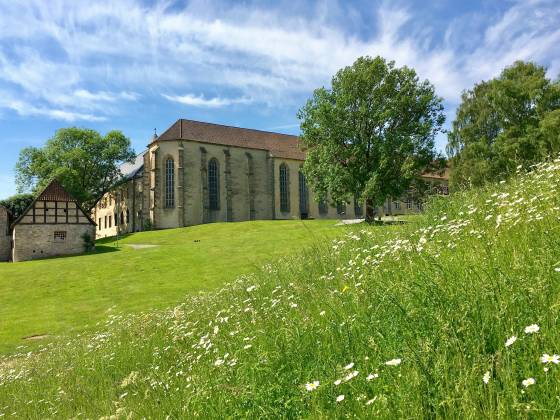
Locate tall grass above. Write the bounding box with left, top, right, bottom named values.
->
left=1, top=159, right=560, bottom=418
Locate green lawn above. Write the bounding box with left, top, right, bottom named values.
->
left=0, top=219, right=342, bottom=355
left=2, top=160, right=560, bottom=417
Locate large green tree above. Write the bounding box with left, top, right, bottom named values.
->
left=298, top=56, right=445, bottom=219
left=16, top=127, right=135, bottom=210
left=0, top=193, right=34, bottom=220
left=447, top=61, right=560, bottom=188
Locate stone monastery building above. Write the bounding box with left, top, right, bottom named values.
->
left=94, top=119, right=449, bottom=238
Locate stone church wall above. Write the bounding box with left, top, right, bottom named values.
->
left=0, top=206, right=11, bottom=262
left=149, top=140, right=273, bottom=228
left=272, top=158, right=363, bottom=220
left=12, top=223, right=95, bottom=262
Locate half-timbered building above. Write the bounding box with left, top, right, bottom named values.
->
left=9, top=179, right=96, bottom=262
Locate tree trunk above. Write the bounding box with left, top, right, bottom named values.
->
left=365, top=198, right=375, bottom=222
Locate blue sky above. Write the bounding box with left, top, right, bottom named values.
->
left=0, top=0, right=559, bottom=199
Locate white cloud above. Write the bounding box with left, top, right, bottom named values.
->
left=162, top=93, right=252, bottom=108
left=0, top=0, right=558, bottom=123
left=0, top=96, right=106, bottom=122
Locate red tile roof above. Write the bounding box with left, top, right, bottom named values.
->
left=421, top=167, right=450, bottom=181
left=37, top=179, right=78, bottom=202
left=156, top=119, right=306, bottom=160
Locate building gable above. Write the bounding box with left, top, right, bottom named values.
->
left=11, top=179, right=96, bottom=228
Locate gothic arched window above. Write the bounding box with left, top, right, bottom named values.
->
left=208, top=158, right=220, bottom=210
left=279, top=163, right=290, bottom=212
left=298, top=170, right=308, bottom=217
left=165, top=158, right=175, bottom=208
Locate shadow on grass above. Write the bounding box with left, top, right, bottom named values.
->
left=93, top=245, right=121, bottom=254
left=95, top=233, right=134, bottom=245
left=366, top=219, right=408, bottom=226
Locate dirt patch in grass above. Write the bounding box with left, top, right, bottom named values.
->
left=127, top=244, right=159, bottom=250
left=22, top=334, right=49, bottom=341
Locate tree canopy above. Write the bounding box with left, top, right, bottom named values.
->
left=298, top=56, right=445, bottom=219
left=16, top=127, right=135, bottom=210
left=447, top=61, right=560, bottom=188
left=0, top=193, right=34, bottom=220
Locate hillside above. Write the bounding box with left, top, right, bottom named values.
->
left=0, top=220, right=341, bottom=355
left=1, top=159, right=560, bottom=418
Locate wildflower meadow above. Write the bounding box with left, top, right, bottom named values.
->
left=1, top=159, right=560, bottom=418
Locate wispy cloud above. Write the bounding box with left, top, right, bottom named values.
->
left=0, top=97, right=106, bottom=122
left=0, top=0, right=558, bottom=122
left=162, top=93, right=252, bottom=108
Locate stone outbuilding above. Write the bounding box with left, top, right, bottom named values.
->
left=0, top=205, right=11, bottom=261
left=9, top=179, right=96, bottom=262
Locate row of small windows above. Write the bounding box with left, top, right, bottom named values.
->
left=97, top=210, right=130, bottom=231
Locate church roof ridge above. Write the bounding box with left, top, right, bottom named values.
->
left=155, top=119, right=306, bottom=160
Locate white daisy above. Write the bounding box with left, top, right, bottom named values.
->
left=524, top=324, right=540, bottom=334
left=385, top=358, right=402, bottom=366
left=505, top=336, right=517, bottom=347
left=334, top=379, right=342, bottom=385
left=521, top=378, right=535, bottom=388
left=344, top=362, right=354, bottom=370
left=336, top=394, right=345, bottom=402
left=483, top=371, right=490, bottom=384
left=305, top=381, right=319, bottom=392
left=343, top=370, right=359, bottom=382
left=540, top=354, right=560, bottom=364
left=366, top=373, right=379, bottom=381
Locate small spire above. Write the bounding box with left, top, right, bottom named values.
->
left=152, top=128, right=158, bottom=141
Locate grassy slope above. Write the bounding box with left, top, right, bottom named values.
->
left=1, top=160, right=560, bottom=418
left=0, top=220, right=341, bottom=355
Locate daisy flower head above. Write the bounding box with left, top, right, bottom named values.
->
left=385, top=358, right=402, bottom=366
left=334, top=379, right=342, bottom=385
left=366, top=373, right=379, bottom=381
left=305, top=381, right=319, bottom=392
left=540, top=354, right=560, bottom=364
left=483, top=371, right=491, bottom=384
left=344, top=362, right=355, bottom=370
left=524, top=324, right=540, bottom=334
left=505, top=336, right=517, bottom=347
left=343, top=370, right=359, bottom=382
left=336, top=394, right=345, bottom=402
left=522, top=378, right=535, bottom=388
left=554, top=267, right=560, bottom=272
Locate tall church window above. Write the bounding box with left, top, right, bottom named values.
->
left=279, top=163, right=290, bottom=212
left=208, top=158, right=220, bottom=211
left=298, top=170, right=308, bottom=217
left=165, top=158, right=175, bottom=208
